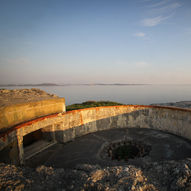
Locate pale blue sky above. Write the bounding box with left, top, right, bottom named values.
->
left=0, top=0, right=191, bottom=84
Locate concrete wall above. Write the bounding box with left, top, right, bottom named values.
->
left=0, top=105, right=191, bottom=165
left=0, top=98, right=65, bottom=133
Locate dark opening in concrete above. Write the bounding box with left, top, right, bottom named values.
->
left=106, top=141, right=151, bottom=161
left=24, top=129, right=56, bottom=160
left=23, top=129, right=43, bottom=147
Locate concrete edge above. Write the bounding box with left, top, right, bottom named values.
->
left=1, top=104, right=191, bottom=139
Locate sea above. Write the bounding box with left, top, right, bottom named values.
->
left=1, top=84, right=191, bottom=106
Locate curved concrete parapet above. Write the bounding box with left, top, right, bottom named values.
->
left=0, top=105, right=191, bottom=165
left=0, top=98, right=65, bottom=133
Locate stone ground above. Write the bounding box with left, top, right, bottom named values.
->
left=1, top=154, right=191, bottom=190
left=0, top=88, right=58, bottom=107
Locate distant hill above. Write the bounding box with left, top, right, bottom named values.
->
left=0, top=83, right=150, bottom=87
left=0, top=83, right=58, bottom=86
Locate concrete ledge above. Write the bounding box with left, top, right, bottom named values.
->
left=0, top=98, right=65, bottom=132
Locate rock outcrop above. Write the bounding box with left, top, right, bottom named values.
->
left=1, top=160, right=191, bottom=191
left=0, top=88, right=58, bottom=107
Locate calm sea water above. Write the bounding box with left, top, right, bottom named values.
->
left=1, top=85, right=191, bottom=106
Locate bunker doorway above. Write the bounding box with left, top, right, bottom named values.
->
left=23, top=127, right=55, bottom=160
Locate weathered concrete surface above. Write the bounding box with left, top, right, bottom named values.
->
left=0, top=98, right=65, bottom=132
left=26, top=128, right=191, bottom=168
left=1, top=105, right=191, bottom=165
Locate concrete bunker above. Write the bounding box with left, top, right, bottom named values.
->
left=0, top=103, right=191, bottom=166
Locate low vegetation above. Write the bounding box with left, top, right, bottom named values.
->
left=66, top=101, right=123, bottom=111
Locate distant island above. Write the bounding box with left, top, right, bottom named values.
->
left=0, top=83, right=150, bottom=87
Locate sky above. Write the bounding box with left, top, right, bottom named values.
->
left=0, top=0, right=191, bottom=84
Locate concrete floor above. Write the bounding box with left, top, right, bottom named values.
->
left=26, top=128, right=191, bottom=168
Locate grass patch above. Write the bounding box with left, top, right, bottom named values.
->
left=66, top=101, right=123, bottom=111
